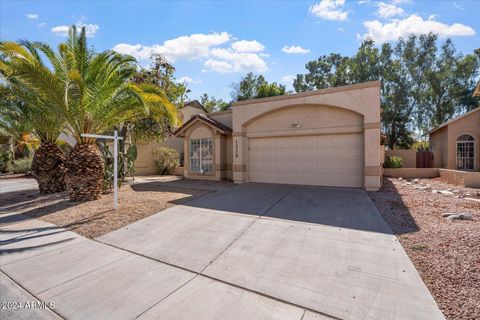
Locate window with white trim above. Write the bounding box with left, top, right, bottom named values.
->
left=190, top=138, right=213, bottom=173
left=456, top=134, right=474, bottom=171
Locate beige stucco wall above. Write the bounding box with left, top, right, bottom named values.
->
left=430, top=109, right=480, bottom=171
left=231, top=81, right=382, bottom=191
left=439, top=169, right=480, bottom=188
left=384, top=168, right=439, bottom=179
left=386, top=149, right=417, bottom=168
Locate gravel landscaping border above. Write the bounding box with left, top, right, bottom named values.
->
left=369, top=178, right=479, bottom=320
left=0, top=181, right=209, bottom=238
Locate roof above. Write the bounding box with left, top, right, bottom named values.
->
left=232, top=81, right=381, bottom=107
left=427, top=107, right=480, bottom=135
left=182, top=100, right=207, bottom=112
left=474, top=81, right=480, bottom=97
left=173, top=114, right=232, bottom=137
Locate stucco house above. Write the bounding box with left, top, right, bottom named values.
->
left=134, top=100, right=207, bottom=174
left=428, top=107, right=480, bottom=171
left=173, top=81, right=384, bottom=191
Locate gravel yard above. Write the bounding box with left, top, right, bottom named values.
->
left=369, top=178, right=480, bottom=320
left=0, top=179, right=208, bottom=238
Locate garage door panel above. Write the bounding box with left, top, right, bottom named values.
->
left=248, top=134, right=363, bottom=188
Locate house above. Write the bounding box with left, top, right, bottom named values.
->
left=173, top=81, right=384, bottom=191
left=428, top=107, right=480, bottom=171
left=474, top=81, right=480, bottom=97
left=134, top=100, right=207, bottom=175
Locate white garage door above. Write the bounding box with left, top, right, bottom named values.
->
left=248, top=134, right=363, bottom=188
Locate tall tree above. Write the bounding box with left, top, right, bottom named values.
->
left=294, top=33, right=479, bottom=148
left=1, top=44, right=67, bottom=192
left=231, top=72, right=286, bottom=101
left=200, top=93, right=230, bottom=112
left=130, top=53, right=188, bottom=142
left=1, top=26, right=179, bottom=201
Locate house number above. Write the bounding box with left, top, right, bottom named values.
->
left=235, top=139, right=239, bottom=158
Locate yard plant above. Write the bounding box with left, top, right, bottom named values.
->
left=0, top=26, right=178, bottom=201
left=152, top=147, right=179, bottom=175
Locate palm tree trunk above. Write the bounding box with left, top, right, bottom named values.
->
left=31, top=142, right=66, bottom=193
left=65, top=144, right=104, bottom=201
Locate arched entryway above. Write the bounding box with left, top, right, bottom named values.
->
left=456, top=134, right=475, bottom=171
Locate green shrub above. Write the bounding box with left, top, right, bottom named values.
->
left=0, top=149, right=13, bottom=173
left=412, top=140, right=430, bottom=151
left=57, top=139, right=73, bottom=155
left=152, top=147, right=179, bottom=175
left=384, top=156, right=403, bottom=168
left=10, top=158, right=32, bottom=174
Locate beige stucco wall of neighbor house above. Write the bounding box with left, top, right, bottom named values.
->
left=134, top=105, right=204, bottom=175
left=429, top=109, right=480, bottom=171
left=386, top=149, right=417, bottom=168
left=430, top=126, right=449, bottom=168
left=231, top=81, right=382, bottom=191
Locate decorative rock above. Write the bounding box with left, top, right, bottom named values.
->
left=465, top=197, right=480, bottom=203
left=446, top=213, right=473, bottom=221
left=398, top=177, right=403, bottom=181
left=452, top=190, right=460, bottom=193
left=432, top=190, right=439, bottom=193
left=439, top=190, right=454, bottom=196
left=412, top=179, right=419, bottom=183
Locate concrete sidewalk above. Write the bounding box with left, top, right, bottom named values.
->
left=0, top=215, right=319, bottom=320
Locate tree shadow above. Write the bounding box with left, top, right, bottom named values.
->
left=368, top=178, right=419, bottom=235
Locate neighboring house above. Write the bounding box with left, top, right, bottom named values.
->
left=174, top=81, right=384, bottom=191
left=134, top=100, right=207, bottom=175
left=474, top=81, right=480, bottom=97
left=428, top=107, right=480, bottom=171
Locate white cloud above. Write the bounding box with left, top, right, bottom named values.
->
left=282, top=45, right=310, bottom=54
left=51, top=23, right=100, bottom=37
left=281, top=74, right=296, bottom=85
left=204, top=48, right=267, bottom=73
left=114, top=32, right=268, bottom=74
left=26, top=13, right=39, bottom=20
left=361, top=14, right=475, bottom=43
left=231, top=40, right=265, bottom=53
left=309, top=0, right=349, bottom=21
left=176, top=76, right=201, bottom=84
left=376, top=2, right=404, bottom=19
left=37, top=22, right=47, bottom=27
left=391, top=0, right=411, bottom=3
left=113, top=32, right=231, bottom=62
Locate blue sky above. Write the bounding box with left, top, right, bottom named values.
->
left=1, top=0, right=479, bottom=101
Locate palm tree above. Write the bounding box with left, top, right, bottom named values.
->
left=0, top=51, right=66, bottom=193
left=1, top=26, right=178, bottom=201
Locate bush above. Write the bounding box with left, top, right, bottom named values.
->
left=412, top=140, right=430, bottom=151
left=152, top=147, right=179, bottom=175
left=0, top=149, right=13, bottom=173
left=384, top=156, right=403, bottom=168
left=10, top=158, right=32, bottom=174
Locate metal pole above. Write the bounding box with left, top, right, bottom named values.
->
left=113, top=130, right=118, bottom=210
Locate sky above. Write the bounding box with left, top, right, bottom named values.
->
left=1, top=0, right=479, bottom=102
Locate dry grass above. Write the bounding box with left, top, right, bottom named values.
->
left=368, top=178, right=480, bottom=320
left=0, top=182, right=208, bottom=239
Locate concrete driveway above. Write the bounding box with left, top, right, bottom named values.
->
left=1, top=182, right=444, bottom=320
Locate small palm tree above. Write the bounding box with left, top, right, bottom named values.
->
left=0, top=47, right=67, bottom=193
left=2, top=26, right=178, bottom=201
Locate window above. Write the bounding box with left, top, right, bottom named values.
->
left=456, top=134, right=475, bottom=171
left=190, top=138, right=213, bottom=173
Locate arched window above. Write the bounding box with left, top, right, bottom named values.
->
left=456, top=135, right=475, bottom=171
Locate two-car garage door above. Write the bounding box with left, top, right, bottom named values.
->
left=248, top=134, right=363, bottom=188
